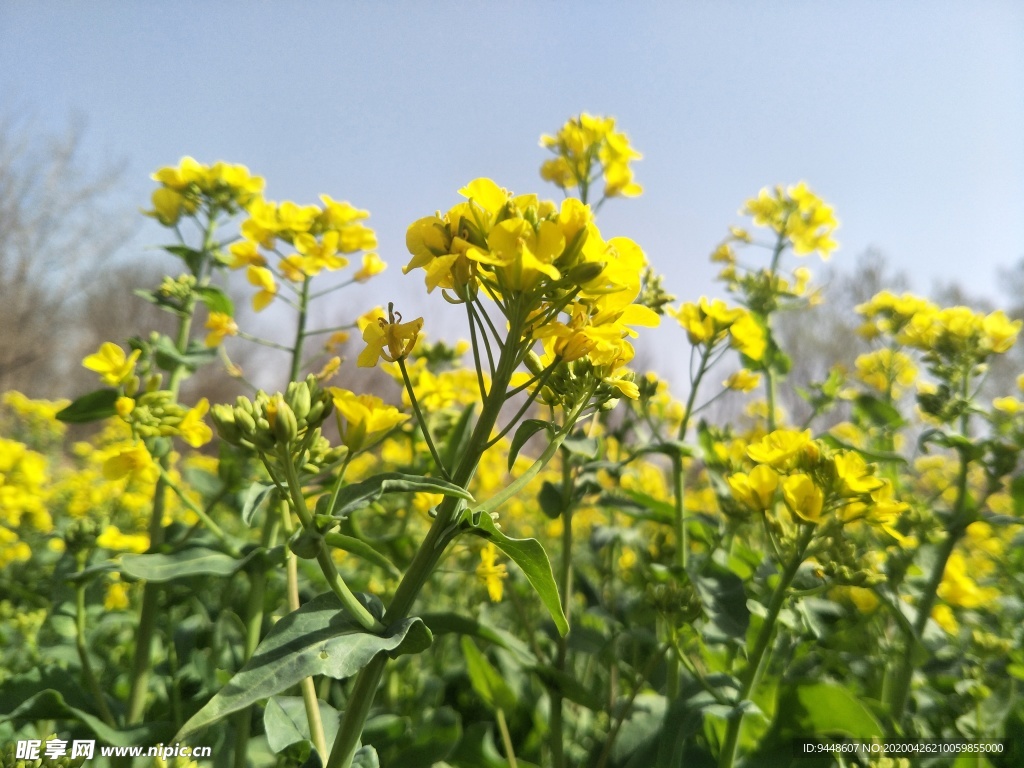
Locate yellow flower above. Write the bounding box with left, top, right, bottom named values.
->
left=204, top=312, right=239, bottom=347
left=178, top=398, right=212, bottom=448
left=96, top=525, right=149, bottom=553
left=729, top=313, right=766, bottom=361
left=330, top=387, right=409, bottom=451
left=992, top=397, right=1021, bottom=414
left=104, top=576, right=131, bottom=611
left=831, top=451, right=884, bottom=495
left=102, top=444, right=156, bottom=481
left=354, top=252, right=387, bottom=282
left=727, top=464, right=778, bottom=512
left=724, top=369, right=761, bottom=392
left=782, top=473, right=824, bottom=523
left=357, top=305, right=423, bottom=368
left=247, top=266, right=277, bottom=312
left=476, top=542, right=508, bottom=602
left=82, top=342, right=142, bottom=387
left=747, top=429, right=813, bottom=469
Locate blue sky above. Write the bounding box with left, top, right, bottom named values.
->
left=2, top=2, right=1022, bottom=379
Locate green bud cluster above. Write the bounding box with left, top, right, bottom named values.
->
left=211, top=375, right=333, bottom=454
left=126, top=390, right=188, bottom=438
left=1, top=736, right=87, bottom=768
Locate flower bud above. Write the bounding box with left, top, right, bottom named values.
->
left=211, top=404, right=241, bottom=443
left=268, top=395, right=298, bottom=444
left=286, top=380, right=312, bottom=422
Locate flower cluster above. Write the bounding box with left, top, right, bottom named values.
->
left=229, top=194, right=382, bottom=312
left=727, top=428, right=907, bottom=533
left=742, top=181, right=839, bottom=259
left=403, top=179, right=659, bottom=385
left=539, top=113, right=642, bottom=200
left=666, top=297, right=767, bottom=362
left=856, top=291, right=1021, bottom=362
left=147, top=157, right=264, bottom=225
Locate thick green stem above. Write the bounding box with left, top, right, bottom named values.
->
left=719, top=525, right=814, bottom=768
left=328, top=313, right=529, bottom=768
left=289, top=278, right=310, bottom=383
left=550, top=455, right=574, bottom=768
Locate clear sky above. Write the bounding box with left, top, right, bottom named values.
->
left=2, top=1, right=1022, bottom=380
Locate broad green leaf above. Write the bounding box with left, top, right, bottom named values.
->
left=1, top=688, right=173, bottom=746
left=241, top=482, right=277, bottom=526
left=176, top=592, right=431, bottom=739
left=264, top=696, right=341, bottom=755
left=466, top=512, right=568, bottom=636
left=56, top=389, right=119, bottom=423
left=693, top=563, right=751, bottom=641
left=324, top=472, right=473, bottom=519
left=390, top=707, right=461, bottom=766
left=195, top=285, right=235, bottom=316
left=419, top=612, right=535, bottom=662
left=508, top=419, right=553, bottom=470
left=531, top=664, right=603, bottom=711
left=562, top=433, right=599, bottom=459
left=538, top=481, right=564, bottom=519
left=773, top=681, right=883, bottom=738
left=461, top=637, right=517, bottom=713
left=351, top=746, right=379, bottom=768
left=324, top=533, right=401, bottom=578
left=121, top=547, right=260, bottom=582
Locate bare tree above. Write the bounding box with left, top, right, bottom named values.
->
left=0, top=116, right=135, bottom=396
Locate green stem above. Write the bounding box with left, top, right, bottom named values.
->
left=398, top=357, right=451, bottom=480
left=327, top=311, right=529, bottom=768
left=75, top=579, right=116, bottom=727
left=278, top=445, right=381, bottom=632
left=719, top=524, right=814, bottom=768
left=495, top=708, right=518, bottom=768
left=551, top=454, right=574, bottom=768
left=232, top=513, right=280, bottom=768
left=289, top=278, right=310, bottom=383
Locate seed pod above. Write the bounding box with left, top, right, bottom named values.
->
left=566, top=260, right=605, bottom=285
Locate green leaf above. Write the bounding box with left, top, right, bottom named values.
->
left=1, top=688, right=173, bottom=746
left=264, top=696, right=341, bottom=755
left=773, top=681, right=884, bottom=738
left=121, top=547, right=260, bottom=582
left=152, top=334, right=218, bottom=374
left=165, top=244, right=205, bottom=276
left=693, top=563, right=751, bottom=641
left=562, top=433, right=599, bottom=459
left=56, top=389, right=119, bottom=423
left=531, top=664, right=603, bottom=711
left=508, top=419, right=553, bottom=470
left=600, top=489, right=675, bottom=526
left=442, top=403, right=476, bottom=472
left=466, top=512, right=568, bottom=636
left=351, top=746, right=379, bottom=768
left=324, top=472, right=474, bottom=519
left=324, top=533, right=401, bottom=579
left=176, top=592, right=431, bottom=739
left=390, top=707, right=461, bottom=766
left=538, top=481, right=564, bottom=519
left=195, top=285, right=234, bottom=316
left=241, top=482, right=277, bottom=526
left=461, top=637, right=517, bottom=713
left=853, top=393, right=905, bottom=429
left=420, top=612, right=535, bottom=662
